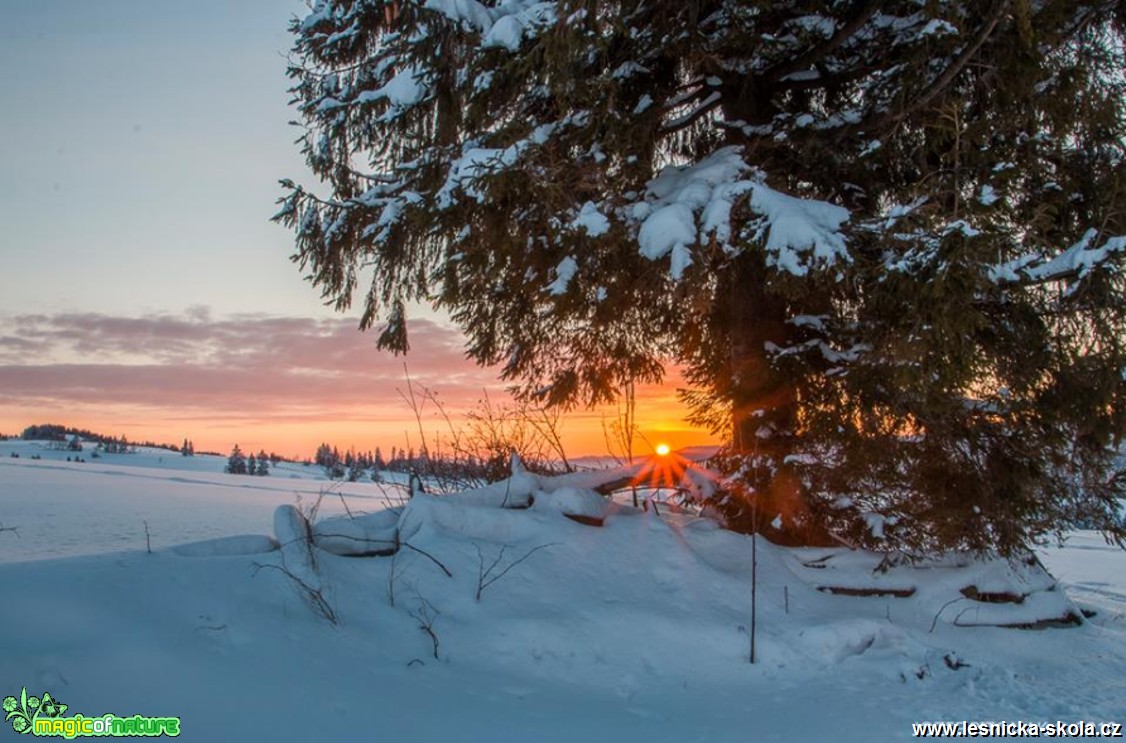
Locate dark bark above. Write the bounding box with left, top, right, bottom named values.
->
left=728, top=251, right=795, bottom=452
left=725, top=252, right=834, bottom=546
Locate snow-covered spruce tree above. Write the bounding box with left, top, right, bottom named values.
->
left=278, top=0, right=1126, bottom=555
left=226, top=444, right=248, bottom=476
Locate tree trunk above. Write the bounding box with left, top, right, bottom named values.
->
left=722, top=76, right=796, bottom=455
left=714, top=83, right=835, bottom=546
left=725, top=252, right=833, bottom=546
left=728, top=251, right=795, bottom=453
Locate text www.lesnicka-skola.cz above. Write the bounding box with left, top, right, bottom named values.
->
left=912, top=720, right=1123, bottom=738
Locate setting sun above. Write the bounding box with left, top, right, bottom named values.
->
left=655, top=443, right=671, bottom=456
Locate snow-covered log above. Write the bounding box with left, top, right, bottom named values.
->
left=313, top=458, right=698, bottom=554
left=171, top=534, right=279, bottom=557
left=534, top=463, right=645, bottom=495
left=531, top=486, right=609, bottom=523
left=313, top=509, right=400, bottom=556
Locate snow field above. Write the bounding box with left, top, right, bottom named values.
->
left=0, top=447, right=1123, bottom=741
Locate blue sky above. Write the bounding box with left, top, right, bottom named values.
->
left=0, top=0, right=323, bottom=318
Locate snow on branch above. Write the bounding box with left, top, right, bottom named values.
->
left=989, top=230, right=1126, bottom=289
left=435, top=121, right=560, bottom=208
left=423, top=0, right=556, bottom=50
left=628, top=147, right=850, bottom=278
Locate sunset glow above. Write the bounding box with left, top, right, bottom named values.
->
left=0, top=311, right=719, bottom=458
left=0, top=2, right=722, bottom=462
left=630, top=445, right=714, bottom=495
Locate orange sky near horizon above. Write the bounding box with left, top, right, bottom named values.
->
left=0, top=385, right=717, bottom=462
left=0, top=311, right=722, bottom=461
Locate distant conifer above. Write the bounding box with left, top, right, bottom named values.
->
left=226, top=444, right=248, bottom=475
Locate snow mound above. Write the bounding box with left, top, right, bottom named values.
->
left=313, top=509, right=401, bottom=556
left=798, top=619, right=897, bottom=663
left=960, top=553, right=1057, bottom=596
left=786, top=548, right=1082, bottom=628
left=439, top=469, right=539, bottom=509
left=531, top=486, right=607, bottom=520
left=950, top=588, right=1080, bottom=628
left=399, top=493, right=543, bottom=544
left=171, top=534, right=279, bottom=557
left=796, top=620, right=945, bottom=683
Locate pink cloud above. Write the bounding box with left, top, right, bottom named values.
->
left=0, top=310, right=718, bottom=456
left=0, top=309, right=504, bottom=419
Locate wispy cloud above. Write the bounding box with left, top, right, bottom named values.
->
left=0, top=309, right=716, bottom=455
left=0, top=309, right=501, bottom=422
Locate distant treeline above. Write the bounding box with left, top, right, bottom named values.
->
left=17, top=423, right=297, bottom=464
left=18, top=423, right=215, bottom=458
left=21, top=424, right=111, bottom=443
left=309, top=442, right=551, bottom=485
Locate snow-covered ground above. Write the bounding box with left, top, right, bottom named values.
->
left=0, top=442, right=1123, bottom=741
left=0, top=440, right=373, bottom=563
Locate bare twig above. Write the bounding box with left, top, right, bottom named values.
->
left=332, top=487, right=356, bottom=519
left=398, top=363, right=432, bottom=468
left=408, top=596, right=441, bottom=660
left=387, top=550, right=401, bottom=608
left=475, top=542, right=559, bottom=602
left=929, top=597, right=968, bottom=634
left=601, top=380, right=638, bottom=466
left=252, top=562, right=339, bottom=625
left=525, top=406, right=573, bottom=473
left=401, top=541, right=453, bottom=577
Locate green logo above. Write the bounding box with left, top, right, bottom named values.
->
left=3, top=688, right=65, bottom=734
left=3, top=688, right=179, bottom=738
